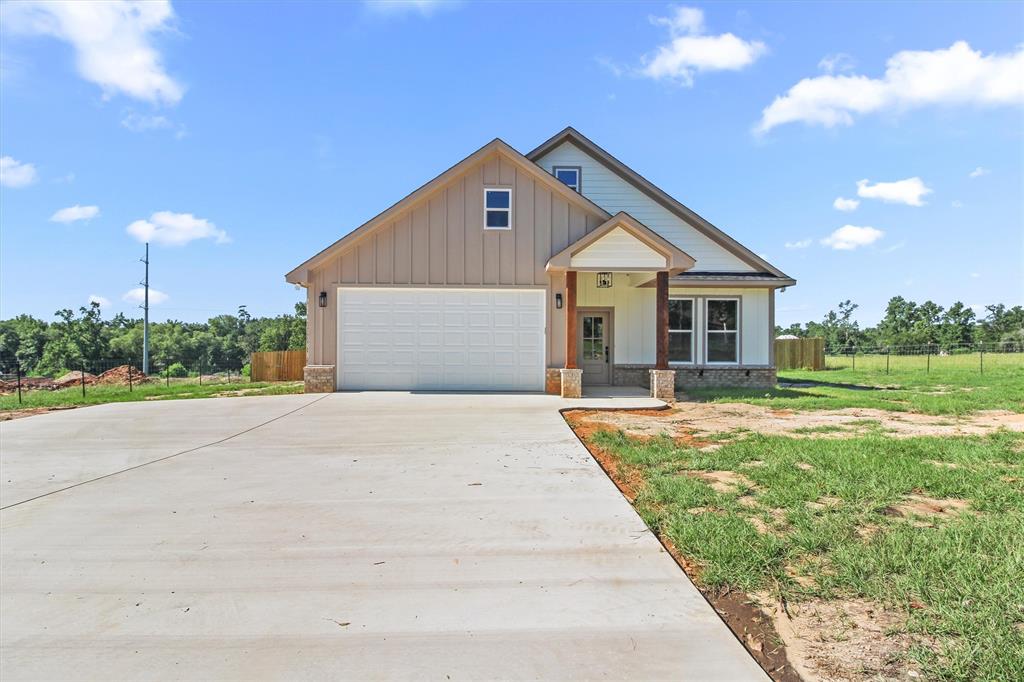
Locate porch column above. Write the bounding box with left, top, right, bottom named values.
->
left=565, top=271, right=578, bottom=368
left=560, top=270, right=582, bottom=398
left=650, top=270, right=675, bottom=401
left=655, top=271, right=669, bottom=369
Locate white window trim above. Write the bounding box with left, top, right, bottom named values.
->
left=704, top=297, right=741, bottom=365
left=668, top=296, right=696, bottom=366
left=483, top=187, right=512, bottom=230
left=552, top=166, right=581, bottom=193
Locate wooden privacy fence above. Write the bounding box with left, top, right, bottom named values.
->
left=775, top=337, right=825, bottom=371
left=250, top=350, right=306, bottom=382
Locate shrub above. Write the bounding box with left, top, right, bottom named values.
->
left=242, top=363, right=251, bottom=378
left=166, top=362, right=188, bottom=378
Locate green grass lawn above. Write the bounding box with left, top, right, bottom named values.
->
left=687, top=365, right=1024, bottom=416
left=589, top=427, right=1024, bottom=681
left=0, top=380, right=304, bottom=412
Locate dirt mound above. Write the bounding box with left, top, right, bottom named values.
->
left=53, top=371, right=97, bottom=388
left=96, top=365, right=147, bottom=385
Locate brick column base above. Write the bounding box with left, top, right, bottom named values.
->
left=559, top=368, right=583, bottom=399
left=649, top=369, right=676, bottom=401
left=303, top=365, right=335, bottom=393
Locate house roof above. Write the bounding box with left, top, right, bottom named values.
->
left=526, top=127, right=794, bottom=283
left=285, top=137, right=612, bottom=285
left=546, top=211, right=695, bottom=273
left=636, top=271, right=796, bottom=288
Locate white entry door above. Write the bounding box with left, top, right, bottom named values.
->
left=337, top=288, right=546, bottom=391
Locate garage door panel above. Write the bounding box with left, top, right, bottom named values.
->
left=339, top=288, right=545, bottom=391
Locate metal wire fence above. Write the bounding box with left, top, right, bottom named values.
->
left=824, top=342, right=1024, bottom=374
left=0, top=355, right=250, bottom=405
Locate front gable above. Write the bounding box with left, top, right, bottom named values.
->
left=287, top=140, right=610, bottom=289
left=528, top=128, right=792, bottom=280
left=533, top=140, right=754, bottom=271
left=572, top=227, right=665, bottom=269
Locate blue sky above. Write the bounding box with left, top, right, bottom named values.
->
left=1, top=0, right=1021, bottom=327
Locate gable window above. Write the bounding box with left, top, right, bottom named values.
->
left=553, top=166, right=581, bottom=192
left=706, top=298, right=739, bottom=364
left=668, top=298, right=694, bottom=363
left=484, top=188, right=512, bottom=229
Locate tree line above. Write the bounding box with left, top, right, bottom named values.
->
left=776, top=297, right=1024, bottom=351
left=0, top=302, right=306, bottom=376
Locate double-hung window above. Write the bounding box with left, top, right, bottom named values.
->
left=552, top=166, right=581, bottom=192
left=484, top=188, right=512, bottom=229
left=706, top=298, right=739, bottom=364
left=668, top=298, right=694, bottom=363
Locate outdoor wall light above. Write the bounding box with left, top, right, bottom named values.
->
left=318, top=291, right=328, bottom=308
left=555, top=293, right=563, bottom=309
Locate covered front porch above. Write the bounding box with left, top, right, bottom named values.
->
left=545, top=212, right=694, bottom=400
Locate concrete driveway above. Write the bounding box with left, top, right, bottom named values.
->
left=1, top=393, right=766, bottom=681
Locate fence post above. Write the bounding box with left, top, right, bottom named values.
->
left=926, top=345, right=931, bottom=374
left=851, top=347, right=856, bottom=371
left=886, top=350, right=890, bottom=375
left=16, top=365, right=23, bottom=405
left=980, top=345, right=984, bottom=375
left=166, top=365, right=170, bottom=387
left=128, top=361, right=133, bottom=392
left=81, top=362, right=86, bottom=397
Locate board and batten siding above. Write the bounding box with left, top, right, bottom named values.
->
left=535, top=142, right=755, bottom=272
left=304, top=151, right=606, bottom=366
left=576, top=276, right=771, bottom=366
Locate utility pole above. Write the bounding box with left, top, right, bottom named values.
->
left=140, top=242, right=150, bottom=374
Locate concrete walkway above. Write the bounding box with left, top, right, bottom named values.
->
left=1, top=393, right=766, bottom=681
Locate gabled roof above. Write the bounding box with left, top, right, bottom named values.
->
left=547, top=211, right=695, bottom=273
left=527, top=127, right=794, bottom=282
left=286, top=137, right=612, bottom=284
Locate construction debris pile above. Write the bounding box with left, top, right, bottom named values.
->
left=0, top=365, right=148, bottom=394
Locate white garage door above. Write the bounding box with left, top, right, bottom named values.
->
left=338, top=288, right=546, bottom=391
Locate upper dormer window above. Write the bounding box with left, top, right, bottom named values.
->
left=484, top=188, right=512, bottom=229
left=553, top=166, right=581, bottom=192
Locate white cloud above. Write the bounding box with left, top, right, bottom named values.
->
left=88, top=294, right=111, bottom=308
left=639, top=6, right=767, bottom=87
left=833, top=196, right=860, bottom=212
left=2, top=0, right=183, bottom=105
left=883, top=240, right=907, bottom=253
left=785, top=238, right=812, bottom=249
left=0, top=155, right=38, bottom=187
left=122, top=287, right=168, bottom=305
left=821, top=225, right=884, bottom=250
left=121, top=110, right=186, bottom=138
left=363, top=1, right=455, bottom=17
left=818, top=52, right=855, bottom=74
left=50, top=204, right=100, bottom=223
left=856, top=177, right=932, bottom=206
left=757, top=41, right=1024, bottom=133
left=126, top=211, right=229, bottom=246
left=951, top=200, right=964, bottom=209
left=969, top=166, right=990, bottom=178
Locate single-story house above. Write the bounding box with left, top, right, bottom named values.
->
left=286, top=127, right=795, bottom=398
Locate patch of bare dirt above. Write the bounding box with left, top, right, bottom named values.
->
left=755, top=594, right=933, bottom=682
left=0, top=405, right=80, bottom=421
left=887, top=494, right=973, bottom=520
left=569, top=403, right=1023, bottom=443
left=687, top=469, right=755, bottom=494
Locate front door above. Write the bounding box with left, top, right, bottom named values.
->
left=578, top=312, right=610, bottom=385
